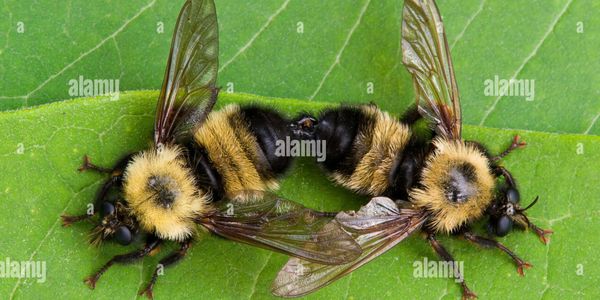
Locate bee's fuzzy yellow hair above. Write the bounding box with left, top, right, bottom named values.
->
left=123, top=145, right=209, bottom=242
left=332, top=105, right=411, bottom=195
left=194, top=104, right=278, bottom=200
left=411, top=138, right=495, bottom=234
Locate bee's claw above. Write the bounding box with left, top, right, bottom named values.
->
left=77, top=155, right=111, bottom=173
left=536, top=228, right=554, bottom=244
left=78, top=155, right=91, bottom=172
left=513, top=135, right=527, bottom=148
left=461, top=288, right=478, bottom=299
left=60, top=213, right=92, bottom=227
left=494, top=135, right=527, bottom=161
left=83, top=276, right=98, bottom=290
left=139, top=285, right=154, bottom=300
left=61, top=214, right=75, bottom=227
left=517, top=261, right=533, bottom=276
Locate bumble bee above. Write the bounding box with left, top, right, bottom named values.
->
left=61, top=0, right=361, bottom=298
left=275, top=0, right=553, bottom=298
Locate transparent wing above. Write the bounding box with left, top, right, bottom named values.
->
left=198, top=191, right=362, bottom=265
left=402, top=0, right=461, bottom=139
left=271, top=197, right=428, bottom=297
left=154, top=0, right=219, bottom=145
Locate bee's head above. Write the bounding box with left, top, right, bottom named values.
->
left=90, top=201, right=138, bottom=246
left=487, top=184, right=539, bottom=237
left=411, top=138, right=495, bottom=233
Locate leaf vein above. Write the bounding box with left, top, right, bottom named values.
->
left=0, top=0, right=156, bottom=104
left=248, top=252, right=274, bottom=299
left=308, top=0, right=371, bottom=100
left=450, top=0, right=486, bottom=50
left=218, top=0, right=291, bottom=73
left=8, top=180, right=102, bottom=299
left=583, top=113, right=600, bottom=134
left=478, top=0, right=573, bottom=126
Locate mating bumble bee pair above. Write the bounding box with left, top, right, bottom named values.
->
left=62, top=0, right=552, bottom=299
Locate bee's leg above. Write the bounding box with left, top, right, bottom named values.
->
left=61, top=178, right=115, bottom=226
left=84, top=236, right=161, bottom=289
left=427, top=234, right=477, bottom=300
left=516, top=213, right=554, bottom=244
left=61, top=170, right=123, bottom=226
left=493, top=166, right=516, bottom=187
left=492, top=135, right=526, bottom=162
left=60, top=213, right=93, bottom=226
left=63, top=154, right=133, bottom=226
left=463, top=232, right=532, bottom=276
left=139, top=239, right=192, bottom=299
left=78, top=155, right=112, bottom=173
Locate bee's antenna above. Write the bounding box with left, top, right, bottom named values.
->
left=518, top=196, right=539, bottom=212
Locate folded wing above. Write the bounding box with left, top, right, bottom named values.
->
left=198, top=191, right=362, bottom=265
left=402, top=0, right=461, bottom=140
left=272, top=197, right=428, bottom=297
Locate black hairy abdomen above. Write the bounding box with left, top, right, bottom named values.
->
left=239, top=106, right=293, bottom=176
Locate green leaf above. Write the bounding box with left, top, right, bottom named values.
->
left=0, top=91, right=597, bottom=299
left=1, top=0, right=599, bottom=135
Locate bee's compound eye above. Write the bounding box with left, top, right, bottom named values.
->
left=114, top=226, right=132, bottom=245
left=495, top=215, right=513, bottom=237
left=506, top=188, right=520, bottom=204
left=101, top=202, right=115, bottom=216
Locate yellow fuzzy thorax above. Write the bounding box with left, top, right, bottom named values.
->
left=410, top=138, right=495, bottom=234
left=193, top=104, right=278, bottom=200
left=123, top=145, right=209, bottom=242
left=332, top=105, right=411, bottom=195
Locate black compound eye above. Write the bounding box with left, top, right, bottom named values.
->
left=506, top=188, right=520, bottom=204
left=114, top=226, right=132, bottom=245
left=101, top=202, right=115, bottom=216
left=495, top=215, right=513, bottom=237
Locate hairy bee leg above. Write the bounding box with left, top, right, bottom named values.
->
left=84, top=237, right=161, bottom=289
left=493, top=166, right=516, bottom=188
left=463, top=232, right=532, bottom=276
left=61, top=172, right=121, bottom=226
left=492, top=135, right=526, bottom=162
left=78, top=155, right=112, bottom=173
left=139, top=240, right=191, bottom=299
left=427, top=234, right=477, bottom=300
